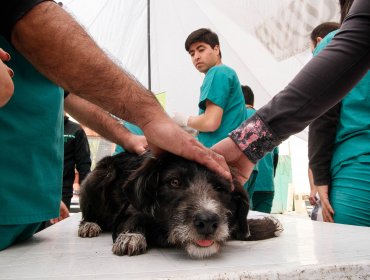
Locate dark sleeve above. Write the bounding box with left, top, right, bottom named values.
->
left=74, top=128, right=92, bottom=183
left=1, top=0, right=50, bottom=41
left=230, top=0, right=370, bottom=163
left=308, top=103, right=340, bottom=186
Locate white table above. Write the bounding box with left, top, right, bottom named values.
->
left=1, top=212, right=370, bottom=279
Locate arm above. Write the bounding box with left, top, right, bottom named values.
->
left=8, top=1, right=230, bottom=180
left=215, top=0, right=370, bottom=181
left=64, top=93, right=148, bottom=155
left=0, top=48, right=14, bottom=107
left=187, top=101, right=223, bottom=132
left=308, top=103, right=340, bottom=186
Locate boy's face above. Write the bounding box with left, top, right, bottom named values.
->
left=188, top=42, right=220, bottom=73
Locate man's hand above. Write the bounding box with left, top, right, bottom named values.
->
left=0, top=48, right=14, bottom=107
left=50, top=201, right=70, bottom=224
left=309, top=187, right=318, bottom=206
left=211, top=137, right=255, bottom=185
left=123, top=134, right=148, bottom=155
left=317, top=185, right=334, bottom=223
left=141, top=116, right=232, bottom=182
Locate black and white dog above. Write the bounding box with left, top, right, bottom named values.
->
left=78, top=152, right=283, bottom=259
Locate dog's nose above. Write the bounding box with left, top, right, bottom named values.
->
left=194, top=212, right=219, bottom=235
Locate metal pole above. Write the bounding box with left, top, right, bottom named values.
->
left=147, top=0, right=152, bottom=91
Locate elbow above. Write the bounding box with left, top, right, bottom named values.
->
left=204, top=119, right=221, bottom=132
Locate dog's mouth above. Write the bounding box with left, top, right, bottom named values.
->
left=195, top=239, right=214, bottom=247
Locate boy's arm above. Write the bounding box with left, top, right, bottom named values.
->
left=187, top=101, right=223, bottom=132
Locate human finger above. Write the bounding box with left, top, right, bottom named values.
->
left=0, top=48, right=11, bottom=61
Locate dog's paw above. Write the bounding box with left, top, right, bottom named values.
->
left=78, top=221, right=102, bottom=238
left=112, top=232, right=147, bottom=256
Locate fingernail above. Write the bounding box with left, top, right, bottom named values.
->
left=8, top=68, right=14, bottom=77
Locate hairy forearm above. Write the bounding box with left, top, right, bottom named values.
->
left=64, top=93, right=136, bottom=147
left=11, top=1, right=165, bottom=127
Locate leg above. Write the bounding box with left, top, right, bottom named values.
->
left=0, top=222, right=42, bottom=250
left=331, top=162, right=370, bottom=226
left=252, top=191, right=274, bottom=213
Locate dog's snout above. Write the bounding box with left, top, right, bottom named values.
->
left=194, top=212, right=219, bottom=235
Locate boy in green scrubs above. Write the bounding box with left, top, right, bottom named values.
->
left=173, top=28, right=246, bottom=148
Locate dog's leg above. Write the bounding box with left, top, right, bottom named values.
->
left=112, top=232, right=147, bottom=256
left=246, top=216, right=283, bottom=241
left=78, top=220, right=102, bottom=238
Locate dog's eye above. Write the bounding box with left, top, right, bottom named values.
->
left=169, top=178, right=181, bottom=188
left=214, top=185, right=227, bottom=192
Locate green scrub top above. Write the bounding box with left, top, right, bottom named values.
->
left=198, top=64, right=246, bottom=148
left=0, top=37, right=63, bottom=225
left=314, top=30, right=370, bottom=181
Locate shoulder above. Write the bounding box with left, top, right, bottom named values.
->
left=205, top=65, right=238, bottom=83
left=208, top=64, right=236, bottom=75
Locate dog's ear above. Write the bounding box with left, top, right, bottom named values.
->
left=230, top=178, right=250, bottom=240
left=123, top=155, right=162, bottom=215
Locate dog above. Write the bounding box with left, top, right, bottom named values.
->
left=78, top=151, right=283, bottom=259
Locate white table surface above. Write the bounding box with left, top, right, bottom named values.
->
left=1, top=212, right=370, bottom=280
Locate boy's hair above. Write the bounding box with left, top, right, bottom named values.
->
left=310, top=22, right=340, bottom=43
left=185, top=28, right=222, bottom=58
left=241, top=85, right=254, bottom=107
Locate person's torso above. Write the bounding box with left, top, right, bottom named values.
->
left=314, top=30, right=370, bottom=177
left=198, top=64, right=246, bottom=147
left=0, top=36, right=63, bottom=224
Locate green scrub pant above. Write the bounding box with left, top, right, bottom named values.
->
left=331, top=162, right=370, bottom=226
left=0, top=222, right=42, bottom=250
left=252, top=191, right=274, bottom=213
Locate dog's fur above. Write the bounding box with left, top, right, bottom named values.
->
left=78, top=152, right=283, bottom=259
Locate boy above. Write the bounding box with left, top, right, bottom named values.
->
left=173, top=28, right=246, bottom=148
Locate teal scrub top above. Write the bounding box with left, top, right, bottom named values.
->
left=114, top=122, right=143, bottom=154
left=197, top=64, right=247, bottom=148
left=314, top=31, right=370, bottom=180
left=0, top=37, right=63, bottom=225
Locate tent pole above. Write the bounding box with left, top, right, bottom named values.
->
left=147, top=0, right=151, bottom=91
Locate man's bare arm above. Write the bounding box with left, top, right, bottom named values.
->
left=11, top=1, right=159, bottom=127
left=64, top=93, right=148, bottom=155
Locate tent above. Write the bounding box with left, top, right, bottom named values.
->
left=62, top=0, right=341, bottom=211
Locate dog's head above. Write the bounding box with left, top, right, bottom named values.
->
left=123, top=153, right=249, bottom=258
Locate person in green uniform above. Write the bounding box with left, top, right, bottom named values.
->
left=0, top=36, right=65, bottom=250
left=311, top=2, right=370, bottom=226
left=241, top=85, right=278, bottom=213
left=172, top=28, right=247, bottom=148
